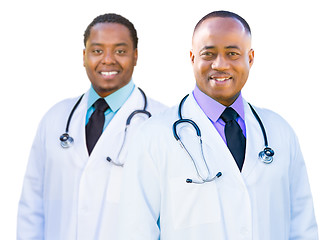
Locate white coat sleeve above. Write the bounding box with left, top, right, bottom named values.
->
left=289, top=133, right=318, bottom=239
left=17, top=121, right=46, bottom=240
left=118, top=126, right=161, bottom=240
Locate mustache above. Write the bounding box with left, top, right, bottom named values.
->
left=209, top=71, right=233, bottom=77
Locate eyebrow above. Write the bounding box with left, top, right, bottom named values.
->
left=114, top=42, right=129, bottom=47
left=200, top=46, right=215, bottom=51
left=89, top=42, right=129, bottom=47
left=199, top=45, right=241, bottom=53
left=199, top=46, right=215, bottom=55
left=224, top=45, right=241, bottom=50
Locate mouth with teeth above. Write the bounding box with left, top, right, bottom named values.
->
left=101, top=71, right=119, bottom=76
left=210, top=75, right=233, bottom=82
left=100, top=71, right=119, bottom=79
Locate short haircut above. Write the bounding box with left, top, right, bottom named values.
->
left=83, top=13, right=138, bottom=49
left=194, top=10, right=251, bottom=36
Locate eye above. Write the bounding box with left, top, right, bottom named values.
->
left=201, top=51, right=213, bottom=56
left=227, top=52, right=240, bottom=59
left=92, top=49, right=103, bottom=54
left=200, top=51, right=215, bottom=60
left=116, top=49, right=126, bottom=55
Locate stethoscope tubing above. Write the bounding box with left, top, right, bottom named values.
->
left=173, top=94, right=275, bottom=183
left=64, top=94, right=84, bottom=134
left=59, top=87, right=151, bottom=166
left=248, top=103, right=269, bottom=147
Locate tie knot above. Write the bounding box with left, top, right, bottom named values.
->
left=220, top=107, right=238, bottom=123
left=93, top=98, right=109, bottom=112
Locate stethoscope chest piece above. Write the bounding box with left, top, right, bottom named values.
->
left=60, top=133, right=74, bottom=148
left=258, top=147, right=274, bottom=164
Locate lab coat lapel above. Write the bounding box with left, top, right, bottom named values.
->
left=67, top=91, right=90, bottom=163
left=87, top=88, right=144, bottom=166
left=242, top=100, right=265, bottom=178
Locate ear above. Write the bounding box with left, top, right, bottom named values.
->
left=190, top=49, right=195, bottom=64
left=248, top=49, right=254, bottom=67
left=134, top=48, right=138, bottom=66
left=83, top=49, right=86, bottom=67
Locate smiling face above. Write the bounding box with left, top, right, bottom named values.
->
left=190, top=17, right=254, bottom=106
left=83, top=23, right=137, bottom=97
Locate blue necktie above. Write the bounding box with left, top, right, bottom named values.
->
left=221, top=107, right=246, bottom=171
left=85, top=98, right=109, bottom=155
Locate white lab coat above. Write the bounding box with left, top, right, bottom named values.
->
left=118, top=94, right=318, bottom=240
left=17, top=87, right=167, bottom=240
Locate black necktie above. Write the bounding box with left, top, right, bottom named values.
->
left=221, top=107, right=246, bottom=171
left=86, top=98, right=109, bottom=155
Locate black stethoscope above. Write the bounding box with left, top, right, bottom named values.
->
left=59, top=87, right=151, bottom=166
left=172, top=94, right=274, bottom=184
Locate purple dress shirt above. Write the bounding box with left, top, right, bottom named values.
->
left=192, top=86, right=246, bottom=144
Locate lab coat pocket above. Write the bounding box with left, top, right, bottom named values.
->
left=169, top=177, right=221, bottom=229
left=106, top=166, right=123, bottom=203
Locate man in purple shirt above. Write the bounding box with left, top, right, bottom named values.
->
left=118, top=10, right=318, bottom=239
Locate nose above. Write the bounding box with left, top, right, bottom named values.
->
left=211, top=54, right=229, bottom=70
left=102, top=51, right=116, bottom=65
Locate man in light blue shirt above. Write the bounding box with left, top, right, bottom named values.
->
left=17, top=13, right=166, bottom=240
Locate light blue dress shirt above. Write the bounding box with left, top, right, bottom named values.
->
left=86, top=80, right=135, bottom=130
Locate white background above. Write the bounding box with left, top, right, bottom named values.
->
left=1, top=0, right=328, bottom=238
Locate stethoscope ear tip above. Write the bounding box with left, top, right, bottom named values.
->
left=216, top=172, right=222, bottom=178
left=186, top=179, right=193, bottom=183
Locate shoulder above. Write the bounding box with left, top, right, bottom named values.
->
left=45, top=96, right=82, bottom=117
left=146, top=97, right=169, bottom=115
left=130, top=87, right=168, bottom=115
left=38, top=95, right=84, bottom=128
left=146, top=104, right=179, bottom=126
left=134, top=105, right=179, bottom=138
left=246, top=102, right=299, bottom=143
left=248, top=104, right=291, bottom=128
left=30, top=95, right=84, bottom=140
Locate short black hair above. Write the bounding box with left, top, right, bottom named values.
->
left=84, top=13, right=138, bottom=49
left=194, top=10, right=251, bottom=35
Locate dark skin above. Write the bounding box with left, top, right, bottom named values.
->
left=83, top=23, right=138, bottom=98
left=190, top=17, right=254, bottom=106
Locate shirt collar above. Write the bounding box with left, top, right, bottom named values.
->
left=87, top=80, right=135, bottom=112
left=192, top=85, right=245, bottom=122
